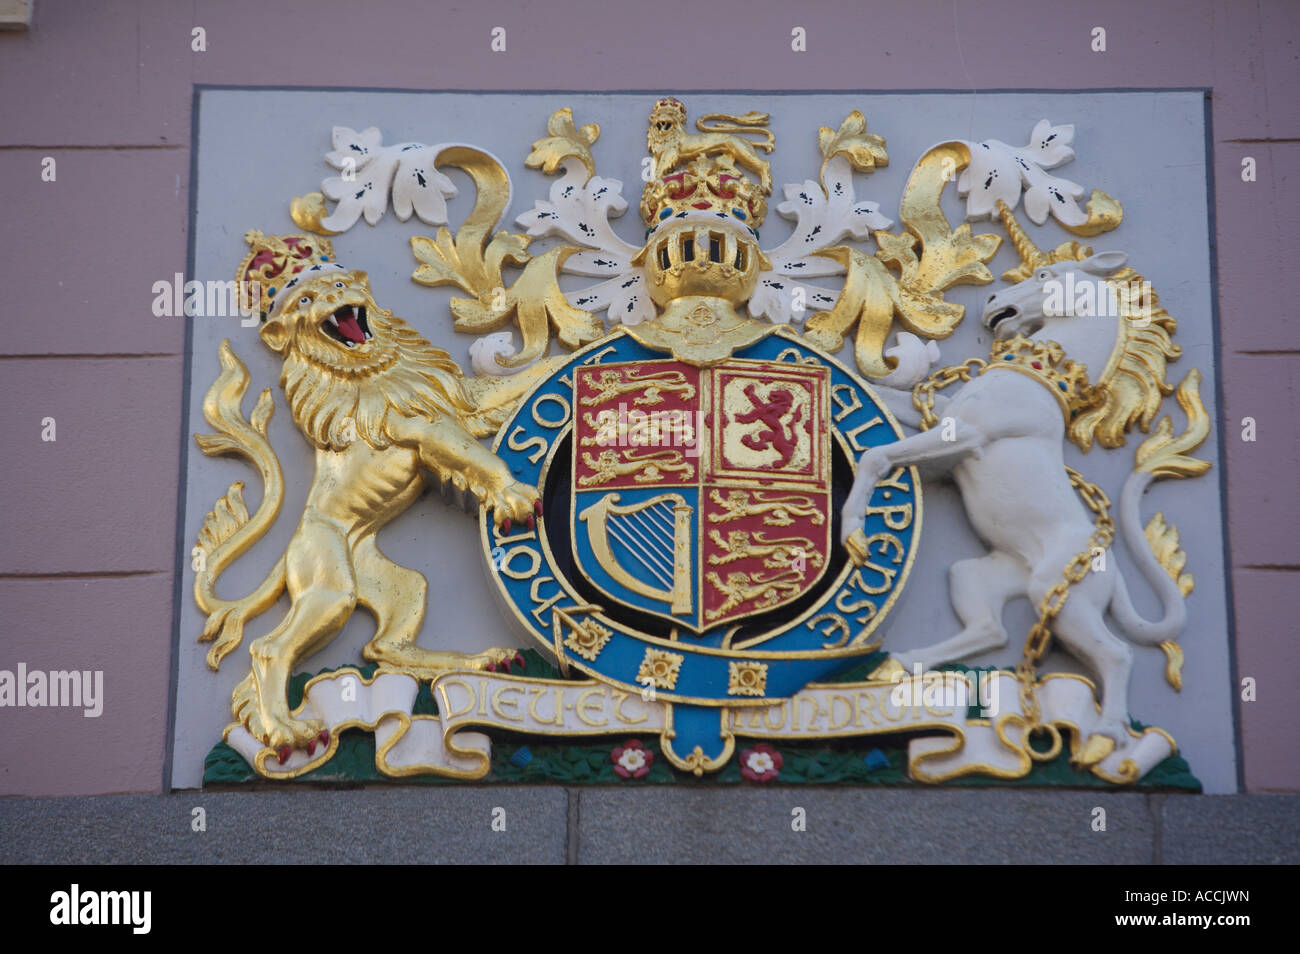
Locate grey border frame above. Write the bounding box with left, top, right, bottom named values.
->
left=167, top=84, right=1237, bottom=793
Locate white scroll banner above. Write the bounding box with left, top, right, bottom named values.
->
left=225, top=669, right=665, bottom=780
left=724, top=670, right=1175, bottom=783
left=905, top=672, right=1177, bottom=784
left=224, top=667, right=1175, bottom=784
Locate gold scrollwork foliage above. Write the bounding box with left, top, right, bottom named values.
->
left=818, top=109, right=889, bottom=183
left=804, top=141, right=1002, bottom=378
left=525, top=106, right=600, bottom=180
left=408, top=140, right=604, bottom=370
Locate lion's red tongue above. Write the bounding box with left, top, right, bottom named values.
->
left=336, top=309, right=365, bottom=344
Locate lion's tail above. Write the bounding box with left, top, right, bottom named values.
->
left=1106, top=371, right=1211, bottom=690
left=192, top=340, right=288, bottom=670
left=696, top=112, right=776, bottom=153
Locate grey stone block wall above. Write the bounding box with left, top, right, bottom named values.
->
left=1, top=791, right=1294, bottom=865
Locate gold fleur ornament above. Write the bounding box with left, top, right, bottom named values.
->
left=564, top=619, right=613, bottom=662
left=728, top=661, right=769, bottom=697
left=637, top=648, right=685, bottom=691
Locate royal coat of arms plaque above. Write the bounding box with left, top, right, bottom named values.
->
left=172, top=89, right=1232, bottom=792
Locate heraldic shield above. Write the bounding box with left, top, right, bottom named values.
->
left=571, top=356, right=832, bottom=634
left=481, top=327, right=923, bottom=768
left=481, top=328, right=922, bottom=767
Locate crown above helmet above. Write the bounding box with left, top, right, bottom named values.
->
left=639, top=155, right=769, bottom=233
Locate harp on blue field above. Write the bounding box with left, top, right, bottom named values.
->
left=579, top=493, right=694, bottom=616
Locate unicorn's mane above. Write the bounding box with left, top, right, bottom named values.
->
left=1040, top=245, right=1180, bottom=451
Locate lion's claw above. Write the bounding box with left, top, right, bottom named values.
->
left=489, top=481, right=541, bottom=535
left=476, top=647, right=525, bottom=675
left=514, top=652, right=526, bottom=670
left=239, top=691, right=327, bottom=758
left=306, top=739, right=318, bottom=757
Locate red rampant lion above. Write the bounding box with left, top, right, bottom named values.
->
left=735, top=383, right=804, bottom=468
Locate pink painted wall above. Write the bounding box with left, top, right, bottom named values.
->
left=1, top=0, right=1295, bottom=793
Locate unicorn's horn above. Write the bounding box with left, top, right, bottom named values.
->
left=995, top=199, right=1046, bottom=272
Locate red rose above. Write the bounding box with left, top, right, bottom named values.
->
left=739, top=743, right=783, bottom=782
left=612, top=739, right=653, bottom=779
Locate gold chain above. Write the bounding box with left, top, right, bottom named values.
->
left=1016, top=467, right=1114, bottom=725
left=912, top=358, right=987, bottom=431
left=909, top=362, right=1115, bottom=728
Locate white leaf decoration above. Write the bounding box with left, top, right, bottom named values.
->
left=517, top=158, right=648, bottom=325
left=1023, top=118, right=1076, bottom=167
left=392, top=158, right=458, bottom=225
left=1022, top=180, right=1050, bottom=225
left=762, top=155, right=894, bottom=275
left=318, top=126, right=470, bottom=233
left=470, top=330, right=533, bottom=376
left=875, top=332, right=942, bottom=389
left=515, top=161, right=640, bottom=262
left=324, top=126, right=384, bottom=172
left=605, top=272, right=654, bottom=326
left=563, top=273, right=654, bottom=326
left=955, top=120, right=1089, bottom=227
left=748, top=275, right=839, bottom=326
left=957, top=146, right=1023, bottom=220
left=750, top=153, right=889, bottom=324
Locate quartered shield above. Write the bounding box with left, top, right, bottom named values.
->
left=571, top=357, right=832, bottom=634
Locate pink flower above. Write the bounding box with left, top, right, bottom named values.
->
left=611, top=739, right=653, bottom=779
left=740, top=743, right=783, bottom=782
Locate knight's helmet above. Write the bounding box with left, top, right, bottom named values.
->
left=634, top=98, right=772, bottom=328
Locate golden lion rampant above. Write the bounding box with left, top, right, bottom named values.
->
left=193, top=264, right=554, bottom=762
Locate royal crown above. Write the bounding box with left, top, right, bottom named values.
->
left=985, top=334, right=1097, bottom=420
left=236, top=229, right=339, bottom=320
left=639, top=154, right=769, bottom=232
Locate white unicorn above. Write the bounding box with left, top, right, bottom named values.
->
left=843, top=249, right=1208, bottom=759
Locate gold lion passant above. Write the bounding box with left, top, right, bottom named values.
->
left=705, top=568, right=804, bottom=621
left=193, top=232, right=553, bottom=763
left=707, top=489, right=826, bottom=527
